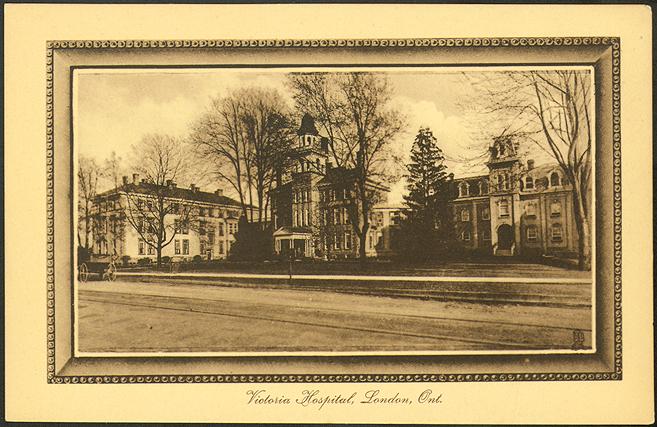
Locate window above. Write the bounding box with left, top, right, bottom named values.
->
left=334, top=208, right=341, bottom=225
left=147, top=245, right=155, bottom=255
left=550, top=172, right=561, bottom=187
left=527, top=226, right=538, bottom=242
left=391, top=212, right=401, bottom=226
left=208, top=232, right=215, bottom=245
left=294, top=209, right=299, bottom=227
left=497, top=174, right=504, bottom=191
left=218, top=241, right=224, bottom=254
left=182, top=239, right=189, bottom=255
left=461, top=230, right=471, bottom=241
left=138, top=239, right=145, bottom=255
left=334, top=233, right=341, bottom=250
left=461, top=209, right=470, bottom=222
left=228, top=222, right=237, bottom=235
left=499, top=199, right=510, bottom=217
left=459, top=182, right=469, bottom=197
left=344, top=230, right=352, bottom=250
left=481, top=207, right=490, bottom=220
left=482, top=229, right=491, bottom=241
left=301, top=190, right=306, bottom=203
left=550, top=200, right=562, bottom=217
left=479, top=181, right=488, bottom=195
left=199, top=208, right=205, bottom=217
left=174, top=239, right=181, bottom=254
left=218, top=223, right=224, bottom=236
left=343, top=188, right=350, bottom=199
left=344, top=208, right=350, bottom=225
left=551, top=224, right=563, bottom=242
left=304, top=208, right=309, bottom=226
left=526, top=203, right=537, bottom=218
left=525, top=176, right=534, bottom=190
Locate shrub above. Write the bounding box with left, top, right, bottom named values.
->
left=137, top=257, right=152, bottom=266
left=121, top=255, right=131, bottom=266
left=192, top=254, right=203, bottom=263
left=161, top=256, right=172, bottom=264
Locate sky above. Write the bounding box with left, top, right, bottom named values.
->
left=75, top=67, right=560, bottom=204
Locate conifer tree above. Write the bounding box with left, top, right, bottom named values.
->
left=398, top=128, right=455, bottom=260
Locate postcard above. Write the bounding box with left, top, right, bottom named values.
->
left=4, top=4, right=653, bottom=424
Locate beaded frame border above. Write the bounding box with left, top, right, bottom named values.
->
left=45, top=37, right=621, bottom=384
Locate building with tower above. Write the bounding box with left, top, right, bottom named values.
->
left=449, top=137, right=582, bottom=257
left=270, top=114, right=402, bottom=259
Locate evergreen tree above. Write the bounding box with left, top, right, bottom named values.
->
left=398, top=128, right=455, bottom=261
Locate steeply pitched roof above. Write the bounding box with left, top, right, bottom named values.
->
left=97, top=182, right=243, bottom=207
left=297, top=113, right=320, bottom=136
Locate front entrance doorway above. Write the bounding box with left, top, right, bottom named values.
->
left=497, top=224, right=514, bottom=250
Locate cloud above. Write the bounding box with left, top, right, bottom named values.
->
left=384, top=96, right=488, bottom=205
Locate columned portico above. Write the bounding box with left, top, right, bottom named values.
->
left=273, top=226, right=313, bottom=258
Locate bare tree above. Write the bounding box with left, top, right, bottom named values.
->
left=122, top=134, right=200, bottom=268
left=287, top=72, right=405, bottom=260
left=190, top=87, right=295, bottom=225
left=77, top=155, right=103, bottom=250
left=102, top=151, right=125, bottom=190
left=464, top=70, right=592, bottom=269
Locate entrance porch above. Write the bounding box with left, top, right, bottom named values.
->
left=273, top=226, right=313, bottom=258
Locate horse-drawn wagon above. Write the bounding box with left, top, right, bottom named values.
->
left=77, top=248, right=117, bottom=282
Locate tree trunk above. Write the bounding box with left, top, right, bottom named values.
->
left=156, top=246, right=162, bottom=270
left=572, top=189, right=591, bottom=270
left=359, top=223, right=369, bottom=264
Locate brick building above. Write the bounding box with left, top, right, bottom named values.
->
left=450, top=137, right=582, bottom=257
left=270, top=114, right=402, bottom=259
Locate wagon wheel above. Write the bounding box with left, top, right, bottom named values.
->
left=106, top=262, right=117, bottom=282
left=78, top=263, right=89, bottom=283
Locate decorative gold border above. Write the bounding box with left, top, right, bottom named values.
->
left=45, top=37, right=621, bottom=384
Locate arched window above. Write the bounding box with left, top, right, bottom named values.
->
left=525, top=176, right=534, bottom=190
left=479, top=180, right=488, bottom=195
left=460, top=229, right=471, bottom=242
left=481, top=207, right=490, bottom=220
left=551, top=223, right=563, bottom=242
left=550, top=172, right=561, bottom=187
left=459, top=182, right=469, bottom=197
left=461, top=209, right=470, bottom=222
left=526, top=203, right=537, bottom=217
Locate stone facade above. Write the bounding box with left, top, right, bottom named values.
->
left=450, top=138, right=581, bottom=257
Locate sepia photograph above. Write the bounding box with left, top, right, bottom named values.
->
left=73, top=66, right=594, bottom=355
left=4, top=3, right=654, bottom=424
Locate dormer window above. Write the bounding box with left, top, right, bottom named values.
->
left=525, top=176, right=534, bottom=190
left=550, top=172, right=561, bottom=187
left=459, top=182, right=470, bottom=197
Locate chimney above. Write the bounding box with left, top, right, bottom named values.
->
left=166, top=179, right=176, bottom=188
left=214, top=189, right=224, bottom=197
left=132, top=173, right=140, bottom=184
left=190, top=184, right=197, bottom=193
left=527, top=159, right=535, bottom=170
left=122, top=176, right=128, bottom=185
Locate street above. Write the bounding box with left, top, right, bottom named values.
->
left=77, top=274, right=593, bottom=353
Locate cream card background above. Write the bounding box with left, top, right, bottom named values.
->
left=4, top=4, right=654, bottom=423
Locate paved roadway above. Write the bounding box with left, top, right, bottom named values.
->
left=77, top=276, right=592, bottom=353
